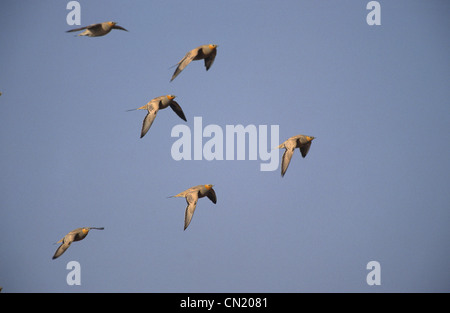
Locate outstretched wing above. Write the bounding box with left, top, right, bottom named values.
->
left=184, top=192, right=199, bottom=230
left=169, top=101, right=187, bottom=121
left=206, top=189, right=217, bottom=204
left=140, top=103, right=159, bottom=138
left=112, top=25, right=128, bottom=32
left=66, top=26, right=88, bottom=33
left=52, top=242, right=71, bottom=259
left=170, top=48, right=199, bottom=82
left=66, top=23, right=101, bottom=33
left=204, top=49, right=217, bottom=71
left=88, top=227, right=105, bottom=230
left=52, top=231, right=77, bottom=260
left=281, top=148, right=294, bottom=177
left=299, top=141, right=312, bottom=158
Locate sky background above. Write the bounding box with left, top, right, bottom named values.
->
left=0, top=0, right=449, bottom=293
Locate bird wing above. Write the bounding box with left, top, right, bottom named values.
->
left=52, top=242, right=71, bottom=259
left=52, top=231, right=77, bottom=259
left=66, top=25, right=88, bottom=33
left=281, top=148, right=295, bottom=177
left=140, top=103, right=159, bottom=138
left=88, top=227, right=105, bottom=230
left=184, top=192, right=199, bottom=230
left=204, top=49, right=217, bottom=71
left=85, top=23, right=103, bottom=31
left=299, top=141, right=312, bottom=158
left=66, top=23, right=101, bottom=33
left=169, top=101, right=187, bottom=121
left=170, top=48, right=199, bottom=81
left=206, top=189, right=217, bottom=204
left=112, top=25, right=128, bottom=32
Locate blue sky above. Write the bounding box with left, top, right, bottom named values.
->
left=0, top=0, right=449, bottom=292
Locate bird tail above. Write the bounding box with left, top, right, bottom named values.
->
left=168, top=193, right=184, bottom=199
left=126, top=104, right=148, bottom=112
left=53, top=238, right=64, bottom=245
left=273, top=143, right=284, bottom=150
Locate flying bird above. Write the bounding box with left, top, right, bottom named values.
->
left=52, top=227, right=104, bottom=260
left=66, top=21, right=128, bottom=37
left=170, top=185, right=217, bottom=230
left=170, top=44, right=218, bottom=82
left=277, top=135, right=315, bottom=177
left=127, top=95, right=187, bottom=138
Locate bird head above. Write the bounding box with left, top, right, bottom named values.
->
left=306, top=136, right=315, bottom=142
left=167, top=95, right=176, bottom=100
left=81, top=228, right=90, bottom=235
left=107, top=21, right=117, bottom=26
left=204, top=184, right=214, bottom=190
left=209, top=44, right=218, bottom=50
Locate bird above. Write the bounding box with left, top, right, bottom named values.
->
left=52, top=227, right=104, bottom=260
left=127, top=95, right=187, bottom=138
left=170, top=44, right=218, bottom=82
left=170, top=184, right=217, bottom=230
left=66, top=21, right=128, bottom=37
left=277, top=135, right=315, bottom=177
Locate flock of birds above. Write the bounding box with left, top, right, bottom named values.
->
left=51, top=21, right=315, bottom=260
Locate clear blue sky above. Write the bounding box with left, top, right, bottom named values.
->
left=0, top=0, right=449, bottom=292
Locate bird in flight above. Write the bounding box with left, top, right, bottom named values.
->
left=52, top=227, right=104, bottom=260
left=170, top=44, right=218, bottom=82
left=277, top=135, right=315, bottom=177
left=66, top=21, right=128, bottom=37
left=170, top=185, right=217, bottom=230
left=127, top=95, right=187, bottom=138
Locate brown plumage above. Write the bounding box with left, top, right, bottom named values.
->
left=127, top=95, right=186, bottom=138
left=52, top=227, right=104, bottom=259
left=170, top=185, right=217, bottom=230
left=170, top=44, right=218, bottom=81
left=66, top=21, right=127, bottom=37
left=278, top=135, right=315, bottom=177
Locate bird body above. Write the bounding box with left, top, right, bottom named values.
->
left=66, top=21, right=128, bottom=37
left=171, top=44, right=218, bottom=81
left=278, top=135, right=315, bottom=177
left=128, top=95, right=187, bottom=138
left=52, top=227, right=104, bottom=259
left=171, top=185, right=217, bottom=230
